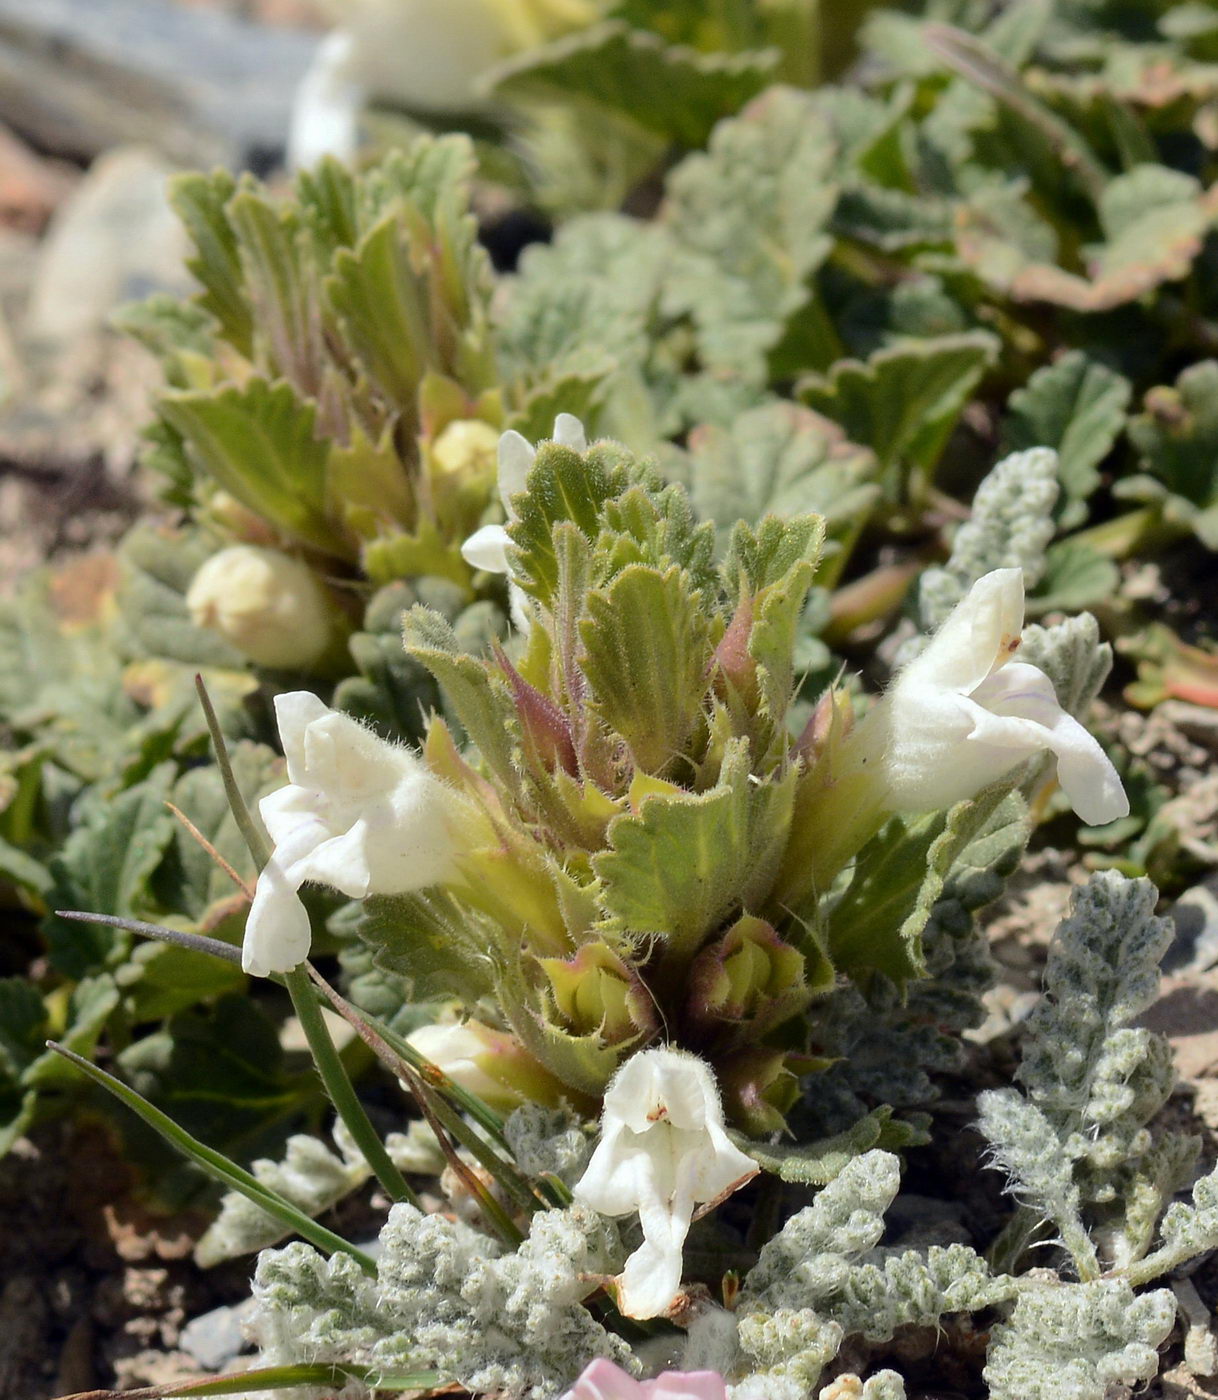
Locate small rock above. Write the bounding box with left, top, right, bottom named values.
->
left=1139, top=974, right=1218, bottom=1081
left=0, top=0, right=318, bottom=169
left=179, top=1298, right=256, bottom=1371
left=1167, top=877, right=1218, bottom=976
left=23, top=145, right=190, bottom=348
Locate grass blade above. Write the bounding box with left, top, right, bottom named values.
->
left=54, top=911, right=243, bottom=965
left=47, top=1042, right=376, bottom=1276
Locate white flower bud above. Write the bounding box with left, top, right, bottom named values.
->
left=574, top=1048, right=756, bottom=1320
left=186, top=545, right=338, bottom=671
left=243, top=693, right=471, bottom=977
left=881, top=568, right=1128, bottom=825
left=406, top=1021, right=528, bottom=1111
left=431, top=418, right=500, bottom=480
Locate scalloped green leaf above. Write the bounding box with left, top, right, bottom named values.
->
left=799, top=333, right=997, bottom=496
left=488, top=20, right=777, bottom=148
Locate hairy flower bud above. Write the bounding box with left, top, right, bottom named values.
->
left=717, top=1047, right=805, bottom=1135
left=187, top=545, right=342, bottom=671
left=407, top=1019, right=559, bottom=1111
left=431, top=418, right=500, bottom=481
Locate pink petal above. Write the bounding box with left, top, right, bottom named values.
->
left=560, top=1358, right=645, bottom=1400
left=644, top=1372, right=729, bottom=1400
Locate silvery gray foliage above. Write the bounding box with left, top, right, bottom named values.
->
left=801, top=793, right=1025, bottom=1138
left=918, top=447, right=1060, bottom=629
left=1019, top=613, right=1112, bottom=724
left=195, top=1131, right=366, bottom=1267
left=1130, top=1161, right=1218, bottom=1284
left=504, top=1103, right=592, bottom=1186
left=982, top=1277, right=1176, bottom=1400
left=246, top=1204, right=633, bottom=1398
left=734, top=1152, right=1004, bottom=1392
left=195, top=1121, right=441, bottom=1267
left=980, top=871, right=1197, bottom=1272
left=825, top=1244, right=1014, bottom=1342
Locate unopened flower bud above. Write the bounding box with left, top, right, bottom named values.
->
left=687, top=916, right=809, bottom=1041
left=431, top=418, right=500, bottom=481
left=187, top=545, right=341, bottom=671
left=717, top=1048, right=805, bottom=1135
left=539, top=942, right=655, bottom=1045
left=407, top=1019, right=563, bottom=1111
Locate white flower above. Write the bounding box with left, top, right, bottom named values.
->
left=243, top=692, right=468, bottom=977
left=881, top=567, right=1128, bottom=825
left=574, top=1048, right=756, bottom=1319
left=460, top=413, right=587, bottom=630
left=287, top=0, right=598, bottom=168
left=186, top=544, right=338, bottom=671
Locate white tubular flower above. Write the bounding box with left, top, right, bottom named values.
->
left=288, top=0, right=599, bottom=168
left=243, top=692, right=467, bottom=977
left=574, top=1048, right=756, bottom=1320
left=882, top=567, right=1128, bottom=826
left=460, top=414, right=587, bottom=630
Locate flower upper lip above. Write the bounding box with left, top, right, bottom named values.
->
left=878, top=567, right=1129, bottom=827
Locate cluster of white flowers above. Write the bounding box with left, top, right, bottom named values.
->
left=230, top=416, right=1129, bottom=1324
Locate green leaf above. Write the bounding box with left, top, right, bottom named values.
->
left=43, top=765, right=178, bottom=978
left=168, top=170, right=254, bottom=357
left=156, top=742, right=280, bottom=922
left=1030, top=540, right=1120, bottom=614
left=1002, top=352, right=1132, bottom=527
left=1127, top=360, right=1218, bottom=517
left=826, top=783, right=1013, bottom=985
left=687, top=401, right=878, bottom=571
left=489, top=20, right=777, bottom=148
left=402, top=606, right=519, bottom=795
left=158, top=379, right=338, bottom=557
left=595, top=742, right=796, bottom=962
left=117, top=523, right=247, bottom=669
left=154, top=1363, right=441, bottom=1396
left=22, top=974, right=120, bottom=1091
left=358, top=889, right=499, bottom=1003
left=54, top=1038, right=373, bottom=1273
left=957, top=166, right=1218, bottom=312
left=509, top=441, right=635, bottom=607
left=579, top=563, right=712, bottom=774
left=117, top=995, right=314, bottom=1169
left=228, top=188, right=324, bottom=394
left=743, top=1105, right=928, bottom=1185
left=333, top=583, right=444, bottom=743
left=662, top=87, right=839, bottom=380
left=799, top=333, right=997, bottom=496
left=0, top=979, right=47, bottom=1089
